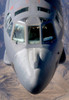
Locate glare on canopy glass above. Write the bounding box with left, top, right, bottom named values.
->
left=13, top=24, right=25, bottom=43
left=42, top=23, right=56, bottom=44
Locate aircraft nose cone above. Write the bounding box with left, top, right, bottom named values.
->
left=13, top=49, right=41, bottom=93
left=13, top=48, right=54, bottom=94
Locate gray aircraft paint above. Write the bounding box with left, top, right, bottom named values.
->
left=4, top=0, right=65, bottom=94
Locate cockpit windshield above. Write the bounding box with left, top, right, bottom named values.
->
left=12, top=21, right=56, bottom=45
left=12, top=24, right=25, bottom=43
left=28, top=26, right=40, bottom=44
left=42, top=23, right=56, bottom=44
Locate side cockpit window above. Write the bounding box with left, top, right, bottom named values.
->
left=12, top=24, right=25, bottom=43
left=5, top=13, right=13, bottom=36
left=15, top=7, right=29, bottom=16
left=42, top=23, right=56, bottom=44
left=28, top=26, right=40, bottom=44
left=37, top=7, right=51, bottom=14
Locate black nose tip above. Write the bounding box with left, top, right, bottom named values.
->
left=29, top=82, right=44, bottom=94
left=30, top=85, right=42, bottom=94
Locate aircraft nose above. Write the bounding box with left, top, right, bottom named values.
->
left=13, top=49, right=40, bottom=93
left=13, top=48, right=53, bottom=94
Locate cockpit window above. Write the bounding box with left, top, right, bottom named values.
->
left=5, top=13, right=13, bottom=36
left=15, top=7, right=29, bottom=16
left=42, top=23, right=56, bottom=44
left=37, top=7, right=51, bottom=14
left=12, top=24, right=25, bottom=43
left=28, top=26, right=40, bottom=44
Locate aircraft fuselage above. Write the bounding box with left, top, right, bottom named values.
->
left=4, top=0, right=64, bottom=94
